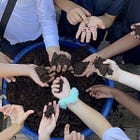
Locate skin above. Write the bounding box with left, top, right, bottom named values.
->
left=131, top=22, right=140, bottom=39
left=51, top=76, right=113, bottom=139
left=86, top=84, right=140, bottom=118
left=0, top=63, right=53, bottom=87
left=0, top=104, right=34, bottom=139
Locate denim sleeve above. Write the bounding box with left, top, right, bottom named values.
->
left=103, top=127, right=130, bottom=140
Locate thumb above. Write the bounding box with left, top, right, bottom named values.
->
left=24, top=110, right=34, bottom=120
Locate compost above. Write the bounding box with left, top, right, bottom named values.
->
left=7, top=45, right=105, bottom=137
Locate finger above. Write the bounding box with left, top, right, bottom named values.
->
left=62, top=65, right=68, bottom=72
left=71, top=131, right=77, bottom=140
left=81, top=135, right=85, bottom=140
left=64, top=124, right=70, bottom=135
left=80, top=30, right=86, bottom=42
left=91, top=27, right=97, bottom=41
left=86, top=28, right=91, bottom=43
left=56, top=65, right=61, bottom=73
left=51, top=66, right=57, bottom=71
left=43, top=105, right=47, bottom=117
left=76, top=26, right=83, bottom=39
left=81, top=7, right=91, bottom=17
left=10, top=77, right=16, bottom=82
left=24, top=110, right=34, bottom=119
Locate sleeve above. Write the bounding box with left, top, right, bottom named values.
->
left=103, top=127, right=130, bottom=140
left=35, top=0, right=59, bottom=49
left=106, top=0, right=125, bottom=16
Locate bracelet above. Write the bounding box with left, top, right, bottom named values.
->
left=58, top=87, right=79, bottom=109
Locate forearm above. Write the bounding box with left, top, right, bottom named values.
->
left=68, top=99, right=112, bottom=138
left=0, top=63, right=32, bottom=78
left=39, top=135, right=50, bottom=140
left=98, top=13, right=116, bottom=28
left=0, top=124, right=22, bottom=140
left=117, top=69, right=140, bottom=91
left=54, top=0, right=78, bottom=13
left=97, top=33, right=140, bottom=59
left=112, top=89, right=140, bottom=118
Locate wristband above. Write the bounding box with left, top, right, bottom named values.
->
left=58, top=87, right=79, bottom=109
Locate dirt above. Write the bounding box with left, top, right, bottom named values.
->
left=73, top=62, right=89, bottom=75
left=94, top=56, right=113, bottom=76
left=133, top=25, right=140, bottom=37
left=44, top=105, right=55, bottom=118
left=35, top=66, right=52, bottom=82
left=6, top=46, right=105, bottom=137
left=50, top=52, right=71, bottom=67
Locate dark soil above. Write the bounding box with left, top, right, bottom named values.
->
left=44, top=105, right=55, bottom=118
left=35, top=66, right=52, bottom=83
left=94, top=56, right=113, bottom=76
left=133, top=25, right=140, bottom=37
left=7, top=46, right=106, bottom=137
left=73, top=62, right=89, bottom=75
left=50, top=52, right=71, bottom=67
left=59, top=78, right=64, bottom=93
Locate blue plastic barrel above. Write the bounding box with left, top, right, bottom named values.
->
left=2, top=37, right=114, bottom=140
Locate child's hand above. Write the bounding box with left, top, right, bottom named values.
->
left=86, top=84, right=114, bottom=99
left=97, top=59, right=121, bottom=81
left=38, top=101, right=59, bottom=139
left=51, top=76, right=70, bottom=99
left=64, top=124, right=84, bottom=140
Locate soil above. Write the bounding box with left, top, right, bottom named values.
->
left=7, top=46, right=106, bottom=137
left=94, top=56, right=113, bottom=76
left=73, top=62, right=89, bottom=75
left=51, top=52, right=71, bottom=67
left=59, top=78, right=64, bottom=93
left=133, top=25, right=140, bottom=37
left=35, top=66, right=51, bottom=82
left=44, top=105, right=55, bottom=118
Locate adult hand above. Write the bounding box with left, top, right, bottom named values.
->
left=0, top=52, right=16, bottom=82
left=75, top=53, right=97, bottom=77
left=28, top=64, right=55, bottom=87
left=131, top=22, right=140, bottom=40
left=67, top=6, right=91, bottom=25
left=51, top=76, right=70, bottom=99
left=47, top=47, right=72, bottom=73
left=38, top=101, right=59, bottom=139
left=86, top=84, right=115, bottom=99
left=76, top=16, right=105, bottom=42
left=64, top=124, right=84, bottom=140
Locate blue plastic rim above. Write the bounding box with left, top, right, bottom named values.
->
left=2, top=37, right=114, bottom=140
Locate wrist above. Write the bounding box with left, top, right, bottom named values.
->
left=11, top=123, right=23, bottom=130
left=58, top=87, right=79, bottom=109
left=39, top=135, right=50, bottom=140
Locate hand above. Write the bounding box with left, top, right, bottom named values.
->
left=67, top=5, right=91, bottom=25
left=64, top=124, right=84, bottom=140
left=75, top=53, right=97, bottom=77
left=48, top=49, right=72, bottom=73
left=96, top=59, right=121, bottom=81
left=86, top=84, right=114, bottom=99
left=131, top=22, right=140, bottom=39
left=28, top=64, right=54, bottom=87
left=38, top=101, right=59, bottom=139
left=51, top=76, right=70, bottom=99
left=76, top=16, right=105, bottom=42
left=0, top=52, right=16, bottom=82
left=1, top=104, right=34, bottom=127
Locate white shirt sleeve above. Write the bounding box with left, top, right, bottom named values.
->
left=35, top=0, right=59, bottom=49
left=103, top=127, right=130, bottom=140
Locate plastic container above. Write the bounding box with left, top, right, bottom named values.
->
left=2, top=37, right=114, bottom=140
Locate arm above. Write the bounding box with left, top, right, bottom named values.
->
left=54, top=0, right=91, bottom=25
left=0, top=63, right=49, bottom=87
left=51, top=77, right=112, bottom=139
left=97, top=33, right=140, bottom=59
left=86, top=85, right=140, bottom=118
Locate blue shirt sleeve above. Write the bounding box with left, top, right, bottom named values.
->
left=103, top=127, right=130, bottom=140
left=106, top=0, right=125, bottom=16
